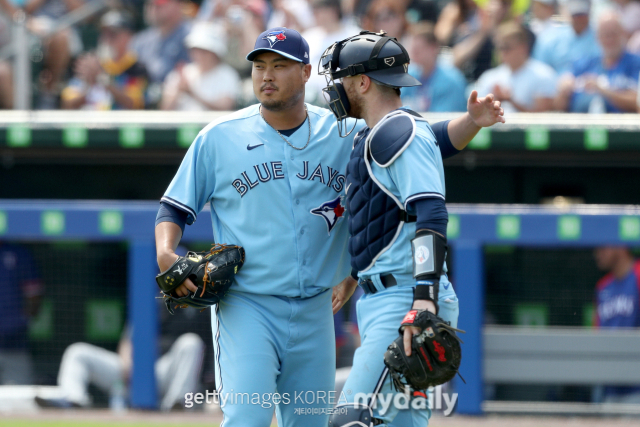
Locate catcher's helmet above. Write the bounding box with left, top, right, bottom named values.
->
left=328, top=32, right=420, bottom=88
left=319, top=31, right=421, bottom=136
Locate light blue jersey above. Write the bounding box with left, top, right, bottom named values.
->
left=359, top=113, right=448, bottom=283
left=162, top=104, right=361, bottom=298
left=341, top=108, right=458, bottom=427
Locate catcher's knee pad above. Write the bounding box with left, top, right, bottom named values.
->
left=328, top=403, right=382, bottom=427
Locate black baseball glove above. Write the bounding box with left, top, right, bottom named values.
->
left=156, top=244, right=245, bottom=314
left=384, top=310, right=464, bottom=391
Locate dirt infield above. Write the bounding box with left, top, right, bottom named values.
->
left=3, top=410, right=640, bottom=427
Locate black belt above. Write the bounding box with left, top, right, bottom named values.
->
left=359, top=274, right=398, bottom=295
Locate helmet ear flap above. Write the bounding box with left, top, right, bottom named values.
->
left=323, top=82, right=351, bottom=121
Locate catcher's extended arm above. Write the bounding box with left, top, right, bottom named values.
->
left=156, top=244, right=245, bottom=314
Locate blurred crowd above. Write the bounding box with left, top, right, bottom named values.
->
left=1, top=0, right=640, bottom=113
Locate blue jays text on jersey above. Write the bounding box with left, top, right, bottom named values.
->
left=162, top=104, right=361, bottom=299
left=231, top=161, right=345, bottom=197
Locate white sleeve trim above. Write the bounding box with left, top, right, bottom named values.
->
left=404, top=192, right=446, bottom=210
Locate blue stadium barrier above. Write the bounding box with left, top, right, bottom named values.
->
left=1, top=200, right=639, bottom=412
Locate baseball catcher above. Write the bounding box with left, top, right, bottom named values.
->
left=156, top=244, right=245, bottom=314
left=384, top=309, right=464, bottom=391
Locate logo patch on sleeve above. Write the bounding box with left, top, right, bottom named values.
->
left=310, top=196, right=345, bottom=234
left=415, top=246, right=430, bottom=265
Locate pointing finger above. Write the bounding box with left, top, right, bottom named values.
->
left=469, top=90, right=478, bottom=104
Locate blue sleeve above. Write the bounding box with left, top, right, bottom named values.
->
left=386, top=129, right=445, bottom=210
left=409, top=197, right=448, bottom=238
left=431, top=120, right=459, bottom=159
left=161, top=132, right=216, bottom=223
left=156, top=202, right=188, bottom=234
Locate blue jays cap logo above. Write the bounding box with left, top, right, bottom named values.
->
left=311, top=196, right=345, bottom=234
left=263, top=30, right=287, bottom=48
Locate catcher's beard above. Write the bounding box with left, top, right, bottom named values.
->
left=344, top=81, right=365, bottom=119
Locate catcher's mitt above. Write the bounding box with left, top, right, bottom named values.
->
left=156, top=244, right=245, bottom=314
left=384, top=310, right=465, bottom=391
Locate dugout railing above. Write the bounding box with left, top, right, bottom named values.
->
left=1, top=111, right=640, bottom=152
left=2, top=200, right=640, bottom=413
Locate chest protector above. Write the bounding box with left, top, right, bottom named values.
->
left=346, top=110, right=423, bottom=272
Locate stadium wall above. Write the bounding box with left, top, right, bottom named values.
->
left=2, top=200, right=640, bottom=413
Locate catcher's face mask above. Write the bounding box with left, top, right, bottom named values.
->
left=318, top=34, right=365, bottom=138
left=319, top=30, right=407, bottom=138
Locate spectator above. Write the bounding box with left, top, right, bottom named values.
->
left=61, top=10, right=148, bottom=110
left=618, top=0, right=640, bottom=54
left=434, top=0, right=478, bottom=46
left=612, top=0, right=640, bottom=36
left=0, top=60, right=12, bottom=109
left=0, top=241, right=43, bottom=385
left=221, top=0, right=267, bottom=79
left=405, top=0, right=440, bottom=23
left=267, top=0, right=315, bottom=31
left=303, top=0, right=360, bottom=104
left=359, top=0, right=409, bottom=40
left=0, top=0, right=85, bottom=108
left=401, top=22, right=467, bottom=112
left=529, top=0, right=558, bottom=36
left=441, top=0, right=517, bottom=82
left=161, top=22, right=239, bottom=111
left=627, top=29, right=640, bottom=56
left=131, top=0, right=191, bottom=85
left=532, top=0, right=600, bottom=74
left=593, top=246, right=640, bottom=404
left=555, top=12, right=640, bottom=113
left=476, top=22, right=557, bottom=112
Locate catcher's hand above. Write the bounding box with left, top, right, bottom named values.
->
left=384, top=310, right=465, bottom=391
left=155, top=244, right=245, bottom=314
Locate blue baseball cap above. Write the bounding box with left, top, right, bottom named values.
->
left=246, top=27, right=310, bottom=64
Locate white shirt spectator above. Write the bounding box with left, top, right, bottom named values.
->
left=163, top=62, right=240, bottom=111
left=476, top=58, right=557, bottom=113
